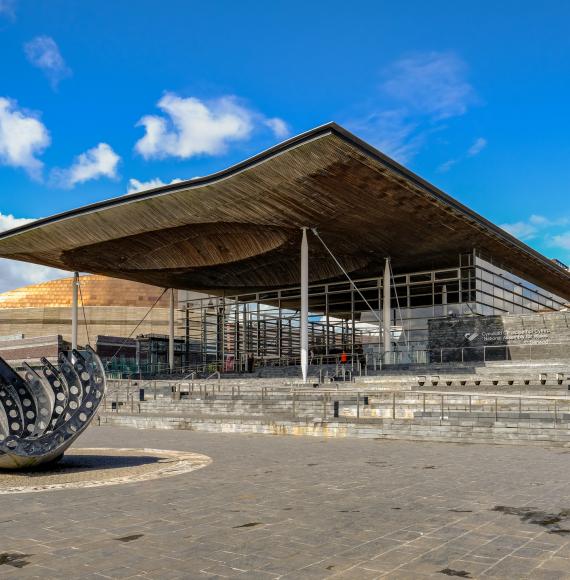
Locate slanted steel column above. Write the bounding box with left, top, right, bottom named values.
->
left=301, top=228, right=309, bottom=383
left=71, top=272, right=79, bottom=351
left=169, top=288, right=175, bottom=373
left=442, top=284, right=448, bottom=317
left=383, top=258, right=391, bottom=358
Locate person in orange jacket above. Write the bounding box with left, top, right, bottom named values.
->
left=340, top=351, right=348, bottom=364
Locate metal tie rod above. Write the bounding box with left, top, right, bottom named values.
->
left=311, top=228, right=381, bottom=323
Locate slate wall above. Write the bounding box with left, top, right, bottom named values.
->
left=428, top=311, right=570, bottom=362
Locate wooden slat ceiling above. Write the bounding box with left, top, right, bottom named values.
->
left=0, top=123, right=568, bottom=300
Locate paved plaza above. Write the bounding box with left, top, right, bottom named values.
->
left=1, top=427, right=570, bottom=579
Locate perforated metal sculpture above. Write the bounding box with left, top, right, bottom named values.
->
left=0, top=347, right=106, bottom=469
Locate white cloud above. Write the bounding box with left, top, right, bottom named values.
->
left=0, top=0, right=16, bottom=19
left=24, top=36, right=71, bottom=89
left=552, top=232, right=570, bottom=251
left=135, top=94, right=254, bottom=159
left=438, top=136, right=488, bottom=172
left=135, top=93, right=289, bottom=160
left=0, top=258, right=66, bottom=294
left=437, top=158, right=458, bottom=173
left=383, top=52, right=477, bottom=120
left=348, top=109, right=424, bottom=164
left=501, top=214, right=570, bottom=241
left=529, top=214, right=552, bottom=226
left=347, top=52, right=477, bottom=164
left=127, top=177, right=183, bottom=193
left=52, top=143, right=120, bottom=188
left=264, top=117, right=290, bottom=139
left=0, top=213, right=65, bottom=293
left=467, top=137, right=487, bottom=157
left=0, top=97, right=50, bottom=177
left=0, top=212, right=35, bottom=232
left=501, top=220, right=539, bottom=240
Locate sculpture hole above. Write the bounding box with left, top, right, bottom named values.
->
left=81, top=372, right=89, bottom=381
left=26, top=411, right=35, bottom=420
left=22, top=398, right=31, bottom=407
left=8, top=410, right=17, bottom=418
left=56, top=393, right=65, bottom=401
left=69, top=401, right=78, bottom=410
left=79, top=413, right=87, bottom=422
left=10, top=423, right=20, bottom=431
left=70, top=386, right=79, bottom=395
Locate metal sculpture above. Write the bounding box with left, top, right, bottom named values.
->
left=0, top=346, right=106, bottom=469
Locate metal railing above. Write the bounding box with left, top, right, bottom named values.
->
left=102, top=385, right=570, bottom=427
left=381, top=343, right=570, bottom=366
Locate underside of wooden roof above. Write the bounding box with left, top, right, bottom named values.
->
left=0, top=123, right=568, bottom=300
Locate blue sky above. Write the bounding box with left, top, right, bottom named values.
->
left=0, top=0, right=569, bottom=290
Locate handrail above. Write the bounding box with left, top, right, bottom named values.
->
left=103, top=340, right=570, bottom=379
left=289, top=388, right=570, bottom=401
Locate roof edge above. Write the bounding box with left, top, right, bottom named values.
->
left=0, top=121, right=568, bottom=283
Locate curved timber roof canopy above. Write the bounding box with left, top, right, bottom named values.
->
left=0, top=123, right=568, bottom=300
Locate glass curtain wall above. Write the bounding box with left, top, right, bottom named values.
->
left=177, top=251, right=566, bottom=370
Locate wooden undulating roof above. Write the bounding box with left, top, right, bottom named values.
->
left=0, top=123, right=568, bottom=300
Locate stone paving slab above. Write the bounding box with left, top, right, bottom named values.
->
left=0, top=426, right=569, bottom=578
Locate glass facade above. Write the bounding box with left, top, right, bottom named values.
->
left=474, top=254, right=565, bottom=315
left=177, top=250, right=566, bottom=369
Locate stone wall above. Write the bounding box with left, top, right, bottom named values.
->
left=0, top=334, right=67, bottom=365
left=99, top=413, right=570, bottom=447
left=428, top=311, right=570, bottom=362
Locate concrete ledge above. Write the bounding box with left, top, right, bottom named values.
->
left=98, top=412, right=570, bottom=447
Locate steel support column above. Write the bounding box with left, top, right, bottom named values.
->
left=383, top=258, right=391, bottom=358
left=378, top=280, right=383, bottom=361
left=168, top=288, right=175, bottom=373
left=325, top=292, right=330, bottom=356
left=301, top=228, right=309, bottom=383
left=71, top=272, right=79, bottom=352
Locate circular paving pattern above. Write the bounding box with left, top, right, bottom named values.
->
left=0, top=447, right=211, bottom=494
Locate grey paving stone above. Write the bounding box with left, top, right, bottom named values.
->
left=0, top=426, right=569, bottom=579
